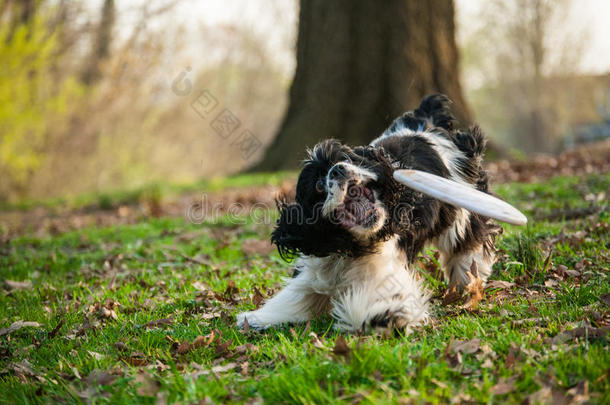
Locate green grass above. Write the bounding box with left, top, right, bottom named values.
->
left=1, top=173, right=608, bottom=404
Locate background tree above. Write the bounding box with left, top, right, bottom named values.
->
left=82, top=0, right=115, bottom=84
left=255, top=0, right=471, bottom=170
left=461, top=0, right=590, bottom=152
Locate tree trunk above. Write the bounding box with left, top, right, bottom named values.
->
left=82, top=0, right=115, bottom=84
left=253, top=0, right=471, bottom=171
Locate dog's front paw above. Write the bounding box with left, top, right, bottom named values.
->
left=367, top=309, right=410, bottom=335
left=366, top=304, right=428, bottom=336
left=236, top=311, right=267, bottom=331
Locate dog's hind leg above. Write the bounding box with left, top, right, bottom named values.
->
left=434, top=208, right=501, bottom=288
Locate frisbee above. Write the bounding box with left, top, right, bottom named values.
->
left=393, top=169, right=527, bottom=226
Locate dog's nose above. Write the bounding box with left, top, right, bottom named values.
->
left=329, top=165, right=347, bottom=180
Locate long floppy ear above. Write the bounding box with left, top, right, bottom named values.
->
left=271, top=199, right=306, bottom=261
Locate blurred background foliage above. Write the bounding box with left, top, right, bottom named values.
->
left=0, top=0, right=608, bottom=203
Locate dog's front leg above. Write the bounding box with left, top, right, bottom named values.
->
left=236, top=271, right=327, bottom=330
left=330, top=268, right=429, bottom=334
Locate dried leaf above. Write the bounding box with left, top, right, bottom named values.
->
left=252, top=286, right=266, bottom=308
left=332, top=335, right=351, bottom=360
left=485, top=280, right=515, bottom=290
left=215, top=340, right=232, bottom=357
left=88, top=351, right=103, bottom=361
left=4, top=280, right=32, bottom=291
left=48, top=318, right=65, bottom=339
left=135, top=372, right=160, bottom=397
left=451, top=338, right=481, bottom=355
left=122, top=352, right=148, bottom=367
left=240, top=361, right=249, bottom=376
left=481, top=358, right=494, bottom=368
left=552, top=325, right=609, bottom=344
left=210, top=362, right=237, bottom=374
left=142, top=318, right=173, bottom=329
left=0, top=320, right=42, bottom=336
left=491, top=376, right=517, bottom=395
left=309, top=332, right=325, bottom=349
left=442, top=284, right=462, bottom=306
left=176, top=341, right=192, bottom=355
left=430, top=378, right=448, bottom=389
left=86, top=369, right=116, bottom=386
left=114, top=341, right=128, bottom=352
left=192, top=281, right=209, bottom=292
left=463, top=261, right=484, bottom=311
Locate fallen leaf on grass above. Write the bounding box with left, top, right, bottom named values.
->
left=48, top=318, right=65, bottom=339
left=114, top=341, right=128, bottom=352
left=177, top=332, right=216, bottom=355
left=241, top=316, right=250, bottom=334
left=600, top=293, right=610, bottom=307
left=451, top=338, right=481, bottom=355
left=463, top=262, right=484, bottom=311
left=4, top=280, right=32, bottom=291
left=444, top=340, right=483, bottom=367
left=240, top=361, right=249, bottom=376
left=5, top=359, right=38, bottom=382
left=142, top=317, right=173, bottom=329
left=485, top=280, right=515, bottom=290
left=332, top=335, right=351, bottom=360
left=566, top=380, right=589, bottom=403
left=88, top=351, right=103, bottom=361
left=481, top=358, right=494, bottom=368
left=86, top=369, right=118, bottom=386
left=215, top=340, right=232, bottom=357
left=442, top=285, right=462, bottom=306
left=505, top=343, right=523, bottom=369
left=430, top=378, right=448, bottom=389
left=135, top=372, right=160, bottom=397
left=252, top=286, right=266, bottom=308
left=491, top=376, right=518, bottom=395
left=211, top=362, right=238, bottom=374
left=309, top=332, right=325, bottom=350
left=121, top=352, right=148, bottom=367
left=551, top=325, right=609, bottom=344
left=234, top=343, right=258, bottom=356
left=192, top=281, right=210, bottom=292
left=0, top=320, right=42, bottom=336
left=147, top=360, right=170, bottom=373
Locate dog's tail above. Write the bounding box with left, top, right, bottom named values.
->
left=413, top=93, right=457, bottom=131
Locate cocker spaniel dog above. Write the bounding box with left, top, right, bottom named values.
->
left=237, top=94, right=502, bottom=333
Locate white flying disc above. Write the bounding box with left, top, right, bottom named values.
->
left=393, top=169, right=527, bottom=226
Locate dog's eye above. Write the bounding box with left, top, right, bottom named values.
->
left=315, top=179, right=325, bottom=193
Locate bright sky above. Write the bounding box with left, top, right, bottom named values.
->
left=456, top=0, right=610, bottom=74
left=100, top=0, right=609, bottom=75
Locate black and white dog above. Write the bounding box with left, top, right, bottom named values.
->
left=237, top=94, right=501, bottom=333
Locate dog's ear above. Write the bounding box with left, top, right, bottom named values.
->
left=271, top=199, right=306, bottom=261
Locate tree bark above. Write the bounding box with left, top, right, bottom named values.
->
left=82, top=0, right=115, bottom=84
left=253, top=0, right=471, bottom=171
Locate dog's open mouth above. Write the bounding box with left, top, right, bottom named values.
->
left=335, top=183, right=379, bottom=229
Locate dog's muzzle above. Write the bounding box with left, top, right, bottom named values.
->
left=322, top=162, right=381, bottom=230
